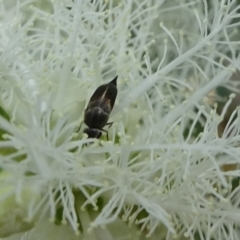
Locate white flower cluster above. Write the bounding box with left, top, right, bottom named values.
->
left=0, top=0, right=240, bottom=239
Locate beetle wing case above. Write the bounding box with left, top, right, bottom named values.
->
left=86, top=76, right=118, bottom=113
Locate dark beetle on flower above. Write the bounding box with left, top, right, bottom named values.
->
left=78, top=76, right=118, bottom=140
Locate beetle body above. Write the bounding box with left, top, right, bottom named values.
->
left=82, top=76, right=118, bottom=139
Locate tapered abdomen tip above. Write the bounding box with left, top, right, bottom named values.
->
left=110, top=75, right=118, bottom=85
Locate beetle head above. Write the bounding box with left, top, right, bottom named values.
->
left=83, top=128, right=102, bottom=139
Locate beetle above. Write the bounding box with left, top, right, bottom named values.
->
left=78, top=76, right=118, bottom=140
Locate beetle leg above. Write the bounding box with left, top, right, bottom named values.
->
left=105, top=122, right=113, bottom=128
left=100, top=129, right=109, bottom=141
left=76, top=121, right=83, bottom=132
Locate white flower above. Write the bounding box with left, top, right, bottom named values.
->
left=0, top=171, right=40, bottom=238
left=0, top=0, right=240, bottom=239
